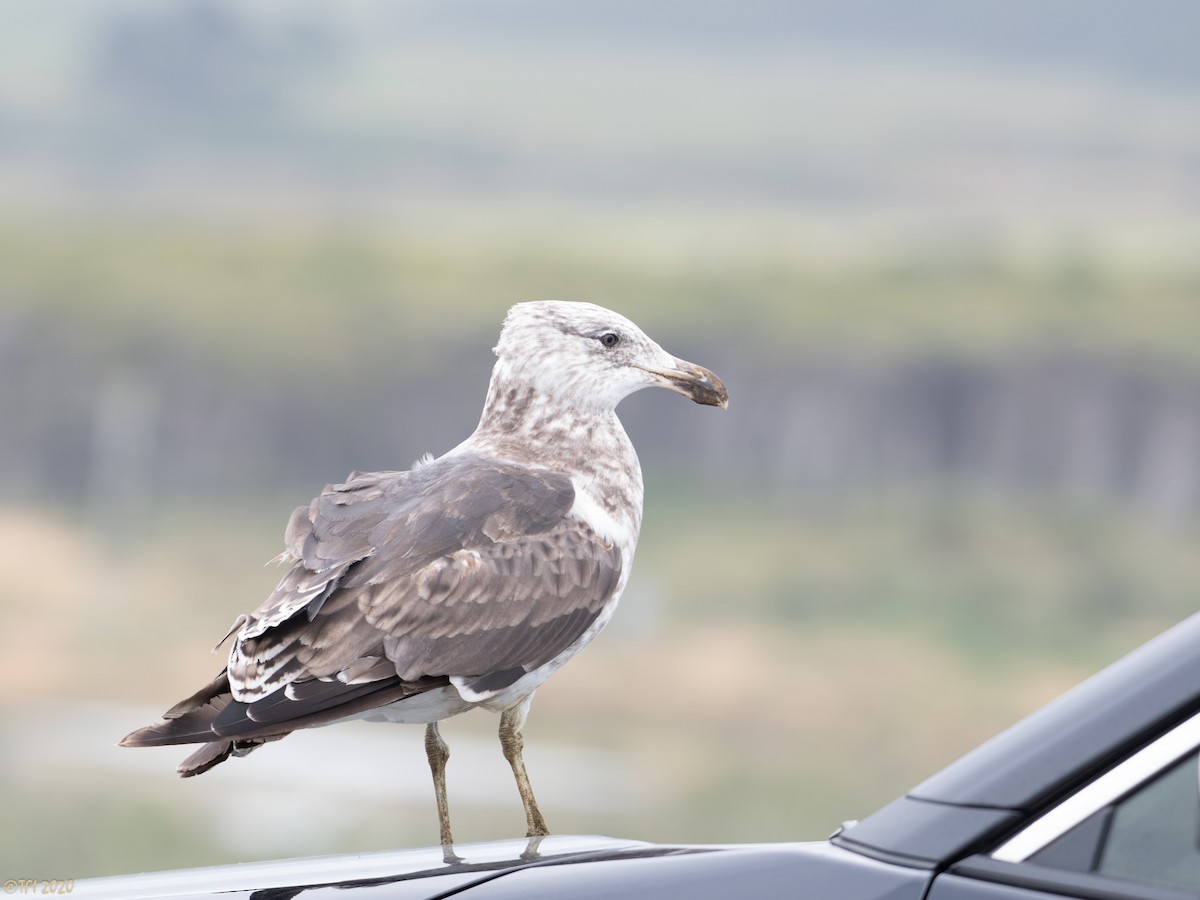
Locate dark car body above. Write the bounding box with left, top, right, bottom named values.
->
left=78, top=612, right=1200, bottom=899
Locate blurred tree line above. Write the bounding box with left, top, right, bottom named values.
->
left=5, top=227, right=1200, bottom=528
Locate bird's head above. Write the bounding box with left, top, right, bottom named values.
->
left=492, top=301, right=728, bottom=413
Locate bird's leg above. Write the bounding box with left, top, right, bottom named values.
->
left=424, top=722, right=457, bottom=851
left=499, top=705, right=549, bottom=837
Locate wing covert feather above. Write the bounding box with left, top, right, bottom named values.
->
left=225, top=455, right=622, bottom=711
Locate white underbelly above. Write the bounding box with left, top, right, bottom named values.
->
left=348, top=685, right=475, bottom=725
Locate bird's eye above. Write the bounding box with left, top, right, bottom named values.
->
left=598, top=332, right=620, bottom=348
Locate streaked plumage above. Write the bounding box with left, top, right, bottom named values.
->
left=121, top=300, right=727, bottom=845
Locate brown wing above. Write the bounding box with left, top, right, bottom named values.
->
left=216, top=453, right=620, bottom=719
left=361, top=517, right=623, bottom=685
left=124, top=454, right=623, bottom=759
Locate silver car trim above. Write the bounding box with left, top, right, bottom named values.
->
left=991, top=707, right=1200, bottom=863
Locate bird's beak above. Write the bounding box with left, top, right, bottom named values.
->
left=640, top=357, right=729, bottom=409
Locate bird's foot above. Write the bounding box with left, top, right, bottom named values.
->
left=520, top=834, right=547, bottom=861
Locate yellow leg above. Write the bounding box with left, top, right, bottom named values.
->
left=499, top=706, right=549, bottom=837
left=424, top=722, right=455, bottom=848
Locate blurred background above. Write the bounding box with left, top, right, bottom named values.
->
left=2, top=0, right=1199, bottom=879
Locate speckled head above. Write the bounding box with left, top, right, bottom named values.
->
left=490, top=300, right=728, bottom=414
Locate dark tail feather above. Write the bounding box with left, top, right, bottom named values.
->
left=123, top=692, right=288, bottom=778
left=165, top=669, right=231, bottom=718
left=178, top=740, right=235, bottom=777
left=121, top=668, right=231, bottom=747
left=121, top=669, right=432, bottom=777
left=119, top=694, right=231, bottom=748
left=119, top=694, right=241, bottom=778
left=178, top=733, right=286, bottom=777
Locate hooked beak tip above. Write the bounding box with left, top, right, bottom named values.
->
left=646, top=359, right=728, bottom=409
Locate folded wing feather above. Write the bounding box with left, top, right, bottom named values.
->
left=202, top=454, right=622, bottom=733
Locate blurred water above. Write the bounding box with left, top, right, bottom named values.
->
left=3, top=700, right=645, bottom=857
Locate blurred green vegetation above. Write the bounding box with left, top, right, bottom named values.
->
left=3, top=220, right=1200, bottom=367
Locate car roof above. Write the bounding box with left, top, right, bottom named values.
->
left=72, top=837, right=931, bottom=899
left=835, top=611, right=1200, bottom=868
left=75, top=836, right=655, bottom=900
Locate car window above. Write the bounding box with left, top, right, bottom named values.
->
left=1029, top=750, right=1200, bottom=893
left=1096, top=751, right=1200, bottom=891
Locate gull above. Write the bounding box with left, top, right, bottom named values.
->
left=121, top=300, right=728, bottom=846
